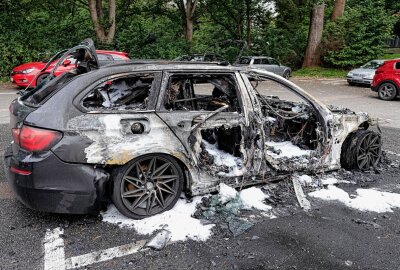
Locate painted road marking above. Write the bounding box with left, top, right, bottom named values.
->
left=65, top=240, right=147, bottom=269
left=0, top=92, right=18, bottom=95
left=44, top=228, right=66, bottom=270
left=43, top=227, right=149, bottom=270
left=0, top=182, right=14, bottom=199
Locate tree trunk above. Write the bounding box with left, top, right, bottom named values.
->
left=302, top=3, right=325, bottom=67
left=185, top=16, right=194, bottom=41
left=331, top=0, right=346, bottom=21
left=87, top=0, right=116, bottom=44
left=245, top=0, right=251, bottom=47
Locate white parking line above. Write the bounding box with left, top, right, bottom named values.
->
left=43, top=227, right=150, bottom=270
left=0, top=92, right=18, bottom=95
left=44, top=228, right=66, bottom=270
left=65, top=240, right=147, bottom=269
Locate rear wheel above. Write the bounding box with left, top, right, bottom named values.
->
left=378, top=82, right=397, bottom=101
left=36, top=73, right=50, bottom=86
left=111, top=154, right=184, bottom=219
left=341, top=130, right=382, bottom=171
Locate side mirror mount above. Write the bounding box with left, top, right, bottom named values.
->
left=62, top=59, right=72, bottom=66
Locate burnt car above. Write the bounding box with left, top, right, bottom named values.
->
left=5, top=39, right=382, bottom=219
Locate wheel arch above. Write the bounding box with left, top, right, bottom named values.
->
left=377, top=80, right=399, bottom=92
left=106, top=151, right=194, bottom=195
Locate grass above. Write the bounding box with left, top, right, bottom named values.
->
left=381, top=53, right=400, bottom=60
left=292, top=67, right=348, bottom=78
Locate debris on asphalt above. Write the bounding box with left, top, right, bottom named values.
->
left=292, top=176, right=311, bottom=211
left=352, top=219, right=382, bottom=229
left=194, top=183, right=273, bottom=237
left=145, top=229, right=172, bottom=250
left=228, top=218, right=254, bottom=237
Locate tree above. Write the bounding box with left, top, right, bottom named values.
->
left=87, top=0, right=116, bottom=44
left=175, top=0, right=198, bottom=42
left=331, top=0, right=346, bottom=21
left=303, top=2, right=325, bottom=67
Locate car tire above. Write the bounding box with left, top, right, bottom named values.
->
left=283, top=70, right=290, bottom=80
left=348, top=82, right=356, bottom=86
left=340, top=130, right=382, bottom=171
left=377, top=82, right=397, bottom=101
left=36, top=73, right=50, bottom=86
left=111, top=154, right=184, bottom=219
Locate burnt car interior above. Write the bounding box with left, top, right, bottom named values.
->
left=164, top=74, right=245, bottom=177
left=245, top=74, right=321, bottom=165
left=82, top=74, right=155, bottom=110
left=164, top=74, right=241, bottom=112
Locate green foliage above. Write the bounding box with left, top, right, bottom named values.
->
left=0, top=0, right=398, bottom=79
left=293, top=67, right=348, bottom=78
left=323, top=0, right=396, bottom=68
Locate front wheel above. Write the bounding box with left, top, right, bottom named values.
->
left=283, top=70, right=291, bottom=80
left=378, top=82, right=397, bottom=101
left=36, top=73, right=50, bottom=86
left=341, top=130, right=382, bottom=171
left=111, top=154, right=184, bottom=219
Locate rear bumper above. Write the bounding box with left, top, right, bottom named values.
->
left=4, top=144, right=109, bottom=214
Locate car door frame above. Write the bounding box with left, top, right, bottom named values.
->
left=155, top=69, right=267, bottom=182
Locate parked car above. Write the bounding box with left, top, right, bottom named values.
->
left=234, top=56, right=292, bottom=79
left=174, top=54, right=229, bottom=64
left=346, top=60, right=385, bottom=86
left=371, top=59, right=400, bottom=100
left=5, top=39, right=381, bottom=219
left=10, top=50, right=129, bottom=88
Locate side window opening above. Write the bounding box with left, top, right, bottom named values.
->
left=164, top=74, right=241, bottom=113
left=261, top=59, right=269, bottom=64
left=395, top=62, right=400, bottom=70
left=253, top=59, right=262, bottom=64
left=82, top=74, right=155, bottom=110
left=244, top=73, right=320, bottom=152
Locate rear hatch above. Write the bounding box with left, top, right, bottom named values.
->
left=11, top=38, right=99, bottom=129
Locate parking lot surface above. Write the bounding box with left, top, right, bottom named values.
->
left=1, top=78, right=400, bottom=270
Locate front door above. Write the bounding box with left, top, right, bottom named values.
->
left=156, top=71, right=265, bottom=182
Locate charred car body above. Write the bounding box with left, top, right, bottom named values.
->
left=5, top=40, right=382, bottom=219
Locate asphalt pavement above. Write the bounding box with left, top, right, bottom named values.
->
left=0, top=79, right=400, bottom=270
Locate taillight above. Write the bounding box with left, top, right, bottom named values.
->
left=12, top=125, right=62, bottom=152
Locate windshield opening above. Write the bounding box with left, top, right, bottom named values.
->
left=361, top=61, right=383, bottom=69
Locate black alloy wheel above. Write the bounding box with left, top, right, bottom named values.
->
left=112, top=154, right=184, bottom=219
left=378, top=82, right=397, bottom=101
left=341, top=130, right=382, bottom=171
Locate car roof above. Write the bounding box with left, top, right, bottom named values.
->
left=240, top=56, right=273, bottom=59
left=100, top=60, right=238, bottom=71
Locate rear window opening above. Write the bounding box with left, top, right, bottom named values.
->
left=21, top=72, right=77, bottom=106
left=82, top=74, right=155, bottom=111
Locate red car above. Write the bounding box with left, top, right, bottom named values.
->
left=10, top=50, right=129, bottom=88
left=371, top=59, right=400, bottom=100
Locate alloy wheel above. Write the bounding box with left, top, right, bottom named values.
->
left=355, top=132, right=382, bottom=170
left=119, top=155, right=181, bottom=217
